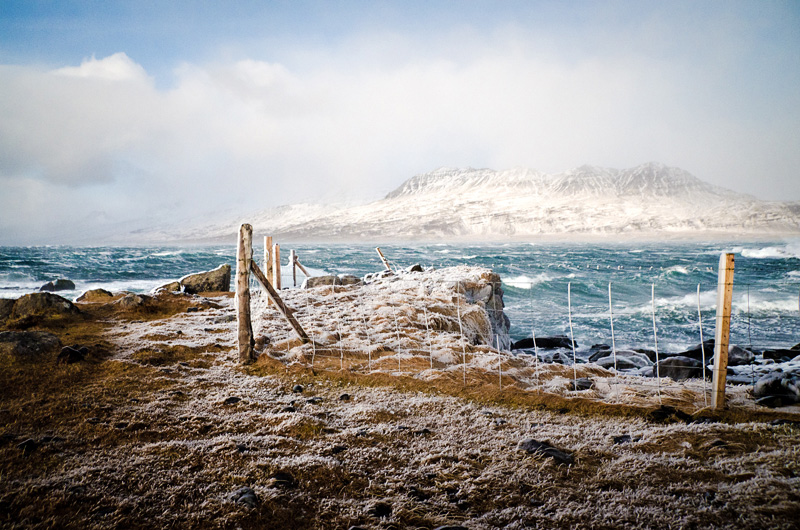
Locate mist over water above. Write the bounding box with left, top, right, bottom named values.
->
left=1, top=241, right=798, bottom=353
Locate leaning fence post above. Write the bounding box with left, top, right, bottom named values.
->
left=237, top=224, right=256, bottom=364
left=712, top=253, right=735, bottom=410
left=376, top=247, right=392, bottom=271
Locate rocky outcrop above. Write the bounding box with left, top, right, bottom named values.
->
left=303, top=275, right=364, bottom=288
left=155, top=264, right=231, bottom=294
left=459, top=272, right=511, bottom=350
left=7, top=293, right=80, bottom=322
left=39, top=279, right=75, bottom=292
left=0, top=331, right=62, bottom=359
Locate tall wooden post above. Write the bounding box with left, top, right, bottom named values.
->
left=290, top=249, right=297, bottom=287
left=264, top=236, right=273, bottom=306
left=712, top=253, right=735, bottom=410
left=264, top=236, right=272, bottom=281
left=237, top=224, right=256, bottom=364
left=272, top=243, right=281, bottom=290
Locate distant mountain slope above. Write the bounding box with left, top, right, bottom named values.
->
left=140, top=162, right=800, bottom=242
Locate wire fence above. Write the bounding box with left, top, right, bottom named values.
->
left=246, top=265, right=800, bottom=412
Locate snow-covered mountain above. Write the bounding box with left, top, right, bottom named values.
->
left=141, top=162, right=800, bottom=242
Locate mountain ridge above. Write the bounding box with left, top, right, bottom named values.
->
left=129, top=162, right=800, bottom=243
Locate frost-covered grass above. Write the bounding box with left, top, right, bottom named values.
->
left=1, top=269, right=799, bottom=529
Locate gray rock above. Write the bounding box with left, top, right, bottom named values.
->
left=678, top=340, right=753, bottom=366
left=728, top=345, right=755, bottom=366
left=303, top=275, right=342, bottom=288
left=518, top=438, right=573, bottom=465
left=155, top=264, right=231, bottom=294
left=0, top=331, right=62, bottom=359
left=179, top=264, right=231, bottom=294
left=595, top=350, right=653, bottom=370
left=753, top=372, right=800, bottom=407
left=115, top=293, right=151, bottom=309
left=655, top=356, right=709, bottom=381
left=40, top=279, right=75, bottom=292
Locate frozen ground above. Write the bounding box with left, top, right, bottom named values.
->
left=1, top=266, right=799, bottom=529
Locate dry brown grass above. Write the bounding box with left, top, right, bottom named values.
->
left=1, top=292, right=799, bottom=529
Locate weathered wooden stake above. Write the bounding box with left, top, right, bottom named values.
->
left=294, top=258, right=311, bottom=278
left=249, top=260, right=309, bottom=343
left=272, top=243, right=281, bottom=290
left=290, top=249, right=297, bottom=287
left=376, top=247, right=392, bottom=271
left=712, top=253, right=735, bottom=410
left=265, top=236, right=273, bottom=286
left=236, top=224, right=256, bottom=364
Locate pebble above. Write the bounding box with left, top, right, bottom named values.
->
left=269, top=471, right=297, bottom=489
left=306, top=396, right=323, bottom=404
left=292, top=384, right=304, bottom=393
left=518, top=438, right=574, bottom=465
left=223, top=396, right=241, bottom=405
left=339, top=393, right=351, bottom=401
left=368, top=501, right=392, bottom=518
left=331, top=445, right=347, bottom=454
left=17, top=438, right=38, bottom=455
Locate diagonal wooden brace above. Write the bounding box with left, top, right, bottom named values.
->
left=249, top=259, right=310, bottom=343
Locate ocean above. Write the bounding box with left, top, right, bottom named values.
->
left=2, top=241, right=799, bottom=354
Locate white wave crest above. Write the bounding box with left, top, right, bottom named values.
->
left=503, top=273, right=554, bottom=288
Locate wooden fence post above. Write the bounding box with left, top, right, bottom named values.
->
left=290, top=249, right=297, bottom=287
left=712, top=253, right=735, bottom=410
left=272, top=243, right=281, bottom=290
left=265, top=236, right=273, bottom=285
left=237, top=224, right=256, bottom=364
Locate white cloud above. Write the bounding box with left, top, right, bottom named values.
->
left=1, top=27, right=799, bottom=244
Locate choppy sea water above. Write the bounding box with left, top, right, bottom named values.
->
left=1, top=241, right=798, bottom=354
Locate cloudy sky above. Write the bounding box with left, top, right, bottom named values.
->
left=1, top=0, right=799, bottom=244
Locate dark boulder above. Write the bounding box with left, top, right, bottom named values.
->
left=587, top=344, right=611, bottom=362
left=0, top=331, right=62, bottom=359
left=512, top=335, right=575, bottom=350
left=753, top=372, right=800, bottom=407
left=677, top=340, right=754, bottom=366
left=114, top=293, right=152, bottom=309
left=339, top=275, right=363, bottom=286
left=655, top=356, right=709, bottom=381
left=570, top=377, right=594, bottom=391
left=39, top=279, right=76, bottom=292
left=763, top=349, right=798, bottom=362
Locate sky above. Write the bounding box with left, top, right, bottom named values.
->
left=1, top=0, right=799, bottom=244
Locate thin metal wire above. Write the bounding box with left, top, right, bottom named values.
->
left=697, top=283, right=707, bottom=407
left=567, top=282, right=577, bottom=389
left=423, top=307, right=433, bottom=369
left=456, top=283, right=467, bottom=386
left=651, top=283, right=661, bottom=404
